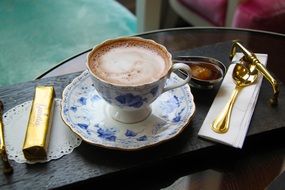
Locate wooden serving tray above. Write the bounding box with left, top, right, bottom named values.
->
left=0, top=41, right=284, bottom=189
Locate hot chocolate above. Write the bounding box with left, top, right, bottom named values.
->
left=88, top=38, right=171, bottom=86
left=86, top=37, right=191, bottom=123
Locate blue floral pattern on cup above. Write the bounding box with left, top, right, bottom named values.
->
left=91, top=75, right=165, bottom=110
left=115, top=93, right=147, bottom=108
left=61, top=70, right=195, bottom=150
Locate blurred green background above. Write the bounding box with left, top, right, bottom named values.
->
left=0, top=0, right=137, bottom=87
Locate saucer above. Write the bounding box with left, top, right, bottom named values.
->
left=61, top=70, right=195, bottom=150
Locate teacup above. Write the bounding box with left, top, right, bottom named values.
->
left=86, top=37, right=191, bottom=123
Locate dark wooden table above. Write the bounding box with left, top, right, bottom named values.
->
left=1, top=27, right=285, bottom=190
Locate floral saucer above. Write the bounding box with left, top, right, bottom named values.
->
left=61, top=70, right=195, bottom=150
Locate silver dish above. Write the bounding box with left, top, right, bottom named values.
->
left=173, top=56, right=226, bottom=89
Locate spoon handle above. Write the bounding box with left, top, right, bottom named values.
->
left=0, top=101, right=13, bottom=174
left=211, top=86, right=241, bottom=133
left=0, top=149, right=13, bottom=174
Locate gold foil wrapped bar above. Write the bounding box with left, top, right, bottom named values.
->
left=23, top=86, right=55, bottom=161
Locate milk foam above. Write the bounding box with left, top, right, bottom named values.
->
left=93, top=46, right=167, bottom=85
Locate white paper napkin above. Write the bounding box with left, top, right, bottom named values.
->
left=198, top=53, right=267, bottom=148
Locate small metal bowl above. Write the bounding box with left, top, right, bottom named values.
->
left=173, top=56, right=226, bottom=89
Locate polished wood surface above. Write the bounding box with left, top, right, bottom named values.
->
left=41, top=27, right=285, bottom=83
left=3, top=28, right=285, bottom=190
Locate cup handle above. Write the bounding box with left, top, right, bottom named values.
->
left=162, top=63, right=192, bottom=93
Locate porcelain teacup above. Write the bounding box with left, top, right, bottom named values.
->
left=86, top=37, right=191, bottom=123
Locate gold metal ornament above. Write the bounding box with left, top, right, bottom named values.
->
left=230, top=41, right=279, bottom=105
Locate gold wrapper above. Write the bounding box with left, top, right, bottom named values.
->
left=23, top=86, right=55, bottom=161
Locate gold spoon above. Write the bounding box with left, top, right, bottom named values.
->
left=211, top=62, right=258, bottom=133
left=0, top=100, right=13, bottom=174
